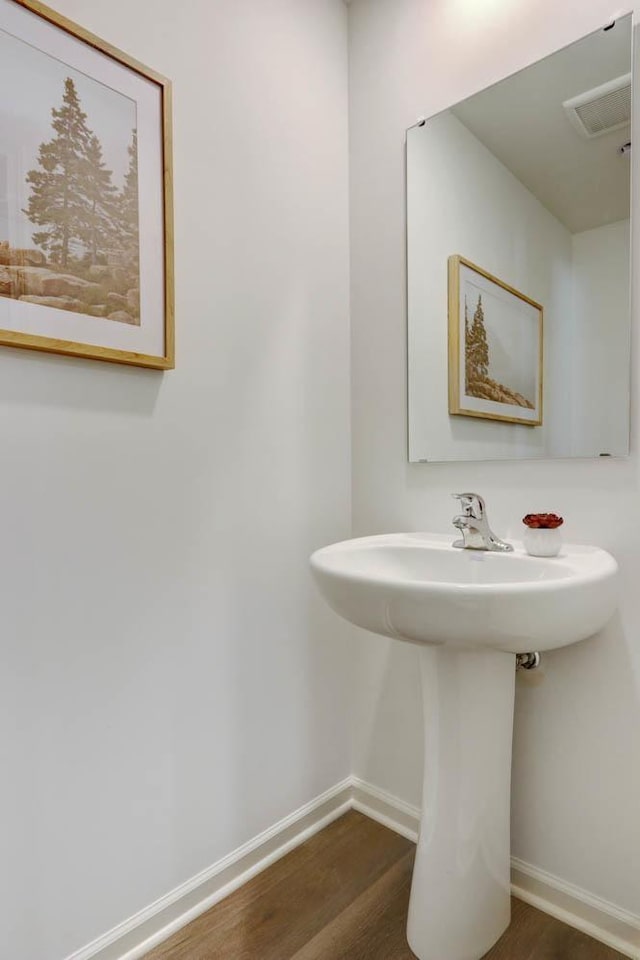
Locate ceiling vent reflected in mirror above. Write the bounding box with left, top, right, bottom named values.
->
left=563, top=73, right=631, bottom=138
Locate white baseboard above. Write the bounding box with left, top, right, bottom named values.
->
left=64, top=778, right=352, bottom=960
left=511, top=858, right=640, bottom=960
left=351, top=775, right=420, bottom=842
left=65, top=775, right=640, bottom=960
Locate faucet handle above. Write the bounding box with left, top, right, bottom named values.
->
left=452, top=492, right=486, bottom=518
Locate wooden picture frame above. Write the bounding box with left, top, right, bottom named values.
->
left=0, top=0, right=174, bottom=368
left=448, top=255, right=543, bottom=426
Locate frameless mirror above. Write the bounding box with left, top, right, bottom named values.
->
left=407, top=16, right=632, bottom=462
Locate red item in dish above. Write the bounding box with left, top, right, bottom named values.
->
left=522, top=513, right=564, bottom=529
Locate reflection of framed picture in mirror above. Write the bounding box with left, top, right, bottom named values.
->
left=448, top=255, right=543, bottom=426
left=0, top=0, right=174, bottom=368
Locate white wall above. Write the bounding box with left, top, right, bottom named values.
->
left=407, top=111, right=575, bottom=461
left=571, top=219, right=631, bottom=456
left=0, top=3, right=352, bottom=959
left=348, top=0, right=640, bottom=917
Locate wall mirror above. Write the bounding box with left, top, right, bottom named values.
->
left=407, top=16, right=632, bottom=462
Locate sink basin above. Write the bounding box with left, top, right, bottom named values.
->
left=310, top=532, right=618, bottom=653
left=310, top=531, right=618, bottom=960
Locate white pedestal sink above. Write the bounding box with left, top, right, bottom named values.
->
left=310, top=533, right=617, bottom=960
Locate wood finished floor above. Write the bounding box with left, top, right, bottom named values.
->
left=144, top=811, right=625, bottom=960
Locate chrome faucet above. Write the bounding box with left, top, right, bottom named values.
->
left=452, top=493, right=513, bottom=552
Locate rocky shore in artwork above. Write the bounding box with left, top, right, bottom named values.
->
left=0, top=243, right=140, bottom=325
left=466, top=375, right=534, bottom=409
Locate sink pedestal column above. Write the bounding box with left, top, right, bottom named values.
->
left=407, top=646, right=515, bottom=960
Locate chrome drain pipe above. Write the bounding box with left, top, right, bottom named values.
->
left=516, top=651, right=541, bottom=671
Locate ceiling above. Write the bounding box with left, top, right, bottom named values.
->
left=450, top=16, right=631, bottom=234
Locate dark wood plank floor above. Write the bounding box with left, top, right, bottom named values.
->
left=144, top=811, right=626, bottom=960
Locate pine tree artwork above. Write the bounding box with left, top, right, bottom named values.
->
left=78, top=134, right=119, bottom=267
left=118, top=130, right=139, bottom=254
left=465, top=294, right=489, bottom=388
left=0, top=4, right=172, bottom=368
left=464, top=293, right=535, bottom=410
left=114, top=130, right=141, bottom=319
left=1, top=72, right=140, bottom=326
left=23, top=77, right=91, bottom=268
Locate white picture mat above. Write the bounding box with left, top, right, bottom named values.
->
left=0, top=0, right=165, bottom=357
left=457, top=263, right=541, bottom=422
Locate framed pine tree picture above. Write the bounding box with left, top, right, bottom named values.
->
left=0, top=0, right=174, bottom=368
left=448, top=256, right=543, bottom=426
